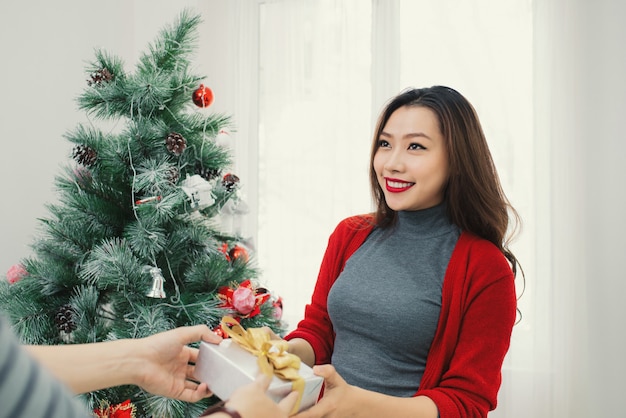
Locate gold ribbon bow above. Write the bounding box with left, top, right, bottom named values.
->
left=220, top=316, right=305, bottom=415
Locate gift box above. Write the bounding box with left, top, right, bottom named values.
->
left=194, top=334, right=323, bottom=414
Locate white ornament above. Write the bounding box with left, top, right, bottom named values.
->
left=181, top=174, right=216, bottom=210
left=220, top=192, right=250, bottom=235
left=215, top=129, right=232, bottom=148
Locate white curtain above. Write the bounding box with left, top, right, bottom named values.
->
left=533, top=1, right=626, bottom=416
left=256, top=0, right=374, bottom=328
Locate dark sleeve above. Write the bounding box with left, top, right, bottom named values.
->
left=0, top=315, right=93, bottom=418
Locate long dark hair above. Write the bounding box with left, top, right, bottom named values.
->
left=369, top=86, right=522, bottom=277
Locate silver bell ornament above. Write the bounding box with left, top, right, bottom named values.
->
left=146, top=267, right=166, bottom=299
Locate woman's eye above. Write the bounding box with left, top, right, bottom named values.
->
left=378, top=139, right=390, bottom=148
left=408, top=143, right=425, bottom=150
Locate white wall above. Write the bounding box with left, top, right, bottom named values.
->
left=0, top=0, right=225, bottom=275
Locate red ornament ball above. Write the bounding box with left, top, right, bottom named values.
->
left=192, top=84, right=214, bottom=107
left=229, top=245, right=249, bottom=263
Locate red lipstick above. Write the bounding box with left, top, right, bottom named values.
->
left=385, top=178, right=414, bottom=193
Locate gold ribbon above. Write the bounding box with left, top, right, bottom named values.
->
left=220, top=316, right=305, bottom=415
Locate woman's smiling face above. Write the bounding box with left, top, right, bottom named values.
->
left=373, top=105, right=449, bottom=212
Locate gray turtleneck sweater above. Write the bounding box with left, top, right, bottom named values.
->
left=327, top=204, right=460, bottom=396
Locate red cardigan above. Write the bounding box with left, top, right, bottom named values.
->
left=285, top=215, right=517, bottom=417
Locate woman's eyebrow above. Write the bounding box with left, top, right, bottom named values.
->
left=380, top=131, right=432, bottom=140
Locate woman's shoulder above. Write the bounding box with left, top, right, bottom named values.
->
left=455, top=231, right=513, bottom=275
left=336, top=214, right=375, bottom=230
left=328, top=214, right=375, bottom=246
left=457, top=231, right=501, bottom=253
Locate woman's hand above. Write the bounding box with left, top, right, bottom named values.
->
left=225, top=374, right=299, bottom=418
left=293, top=365, right=439, bottom=418
left=293, top=364, right=358, bottom=418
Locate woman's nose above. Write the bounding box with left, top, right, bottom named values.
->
left=384, top=150, right=404, bottom=172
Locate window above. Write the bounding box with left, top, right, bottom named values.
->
left=257, top=0, right=373, bottom=328
left=256, top=1, right=537, bottom=415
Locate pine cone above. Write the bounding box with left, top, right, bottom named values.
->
left=222, top=173, right=240, bottom=192
left=165, top=132, right=187, bottom=156
left=166, top=166, right=180, bottom=185
left=55, top=304, right=77, bottom=334
left=72, top=144, right=97, bottom=167
left=87, top=68, right=114, bottom=86
left=195, top=165, right=220, bottom=181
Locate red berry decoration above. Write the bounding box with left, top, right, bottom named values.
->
left=212, top=325, right=226, bottom=339
left=222, top=173, right=240, bottom=192
left=219, top=242, right=231, bottom=261
left=192, top=84, right=214, bottom=108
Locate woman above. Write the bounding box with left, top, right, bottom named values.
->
left=286, top=86, right=521, bottom=418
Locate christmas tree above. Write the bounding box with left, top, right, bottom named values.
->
left=0, top=10, right=283, bottom=418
